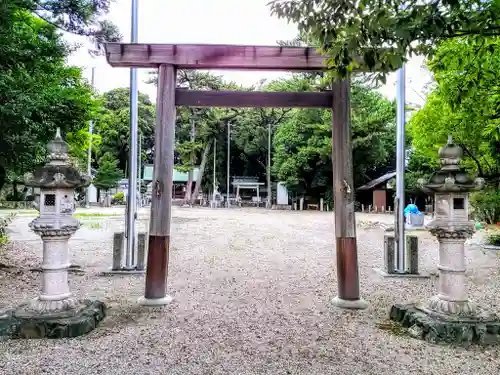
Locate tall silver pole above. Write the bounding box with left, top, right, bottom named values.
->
left=138, top=132, right=142, bottom=207
left=85, top=67, right=96, bottom=208
left=213, top=138, right=217, bottom=202
left=227, top=122, right=231, bottom=208
left=395, top=64, right=406, bottom=273
left=267, top=122, right=271, bottom=209
left=125, top=0, right=139, bottom=269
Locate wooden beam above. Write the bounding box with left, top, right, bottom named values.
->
left=105, top=43, right=327, bottom=70
left=175, top=90, right=332, bottom=108
left=140, top=64, right=177, bottom=306
left=331, top=78, right=368, bottom=310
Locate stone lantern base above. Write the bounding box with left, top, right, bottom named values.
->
left=0, top=300, right=105, bottom=339
left=389, top=303, right=500, bottom=346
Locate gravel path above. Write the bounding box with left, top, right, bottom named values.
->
left=1, top=208, right=500, bottom=375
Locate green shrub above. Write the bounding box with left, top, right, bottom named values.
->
left=470, top=189, right=500, bottom=224
left=486, top=234, right=500, bottom=247
left=324, top=186, right=334, bottom=209
left=0, top=213, right=16, bottom=246
left=111, top=191, right=125, bottom=205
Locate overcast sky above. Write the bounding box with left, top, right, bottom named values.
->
left=66, top=0, right=432, bottom=106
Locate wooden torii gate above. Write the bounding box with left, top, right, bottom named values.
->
left=105, top=43, right=367, bottom=309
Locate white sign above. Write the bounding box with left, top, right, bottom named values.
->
left=277, top=182, right=289, bottom=205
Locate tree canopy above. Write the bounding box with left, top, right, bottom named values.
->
left=12, top=0, right=121, bottom=53
left=269, top=0, right=500, bottom=80
left=273, top=79, right=396, bottom=197
left=407, top=36, right=500, bottom=183
left=0, top=8, right=99, bottom=192
left=141, top=69, right=397, bottom=204
left=93, top=153, right=123, bottom=192
left=94, top=88, right=156, bottom=175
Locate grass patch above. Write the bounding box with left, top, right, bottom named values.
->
left=0, top=236, right=8, bottom=246
left=376, top=320, right=407, bottom=337
left=0, top=209, right=37, bottom=215
left=73, top=213, right=121, bottom=218
left=85, top=221, right=103, bottom=230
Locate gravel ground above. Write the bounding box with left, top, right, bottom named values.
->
left=1, top=207, right=500, bottom=375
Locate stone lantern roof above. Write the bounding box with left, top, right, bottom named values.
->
left=25, top=128, right=90, bottom=189
left=418, top=135, right=484, bottom=193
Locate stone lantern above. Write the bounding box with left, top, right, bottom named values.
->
left=390, top=136, right=500, bottom=345
left=0, top=129, right=105, bottom=339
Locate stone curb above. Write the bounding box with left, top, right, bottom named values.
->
left=389, top=303, right=500, bottom=346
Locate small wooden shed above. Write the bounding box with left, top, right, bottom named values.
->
left=356, top=171, right=396, bottom=212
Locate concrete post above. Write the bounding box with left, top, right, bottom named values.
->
left=406, top=235, right=419, bottom=274
left=137, top=232, right=147, bottom=271
left=384, top=234, right=396, bottom=274
left=112, top=232, right=124, bottom=270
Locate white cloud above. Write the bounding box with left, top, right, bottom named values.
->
left=66, top=0, right=432, bottom=106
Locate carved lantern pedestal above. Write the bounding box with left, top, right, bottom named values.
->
left=0, top=129, right=105, bottom=339
left=389, top=136, right=500, bottom=346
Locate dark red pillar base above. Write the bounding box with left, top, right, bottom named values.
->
left=336, top=237, right=361, bottom=301
left=144, top=235, right=170, bottom=300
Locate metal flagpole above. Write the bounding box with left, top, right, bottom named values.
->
left=138, top=132, right=142, bottom=207
left=395, top=64, right=406, bottom=273
left=85, top=67, right=96, bottom=208
left=125, top=0, right=139, bottom=270
left=267, top=122, right=272, bottom=209
left=213, top=138, right=217, bottom=203
left=227, top=122, right=231, bottom=208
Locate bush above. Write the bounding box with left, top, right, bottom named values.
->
left=111, top=191, right=125, bottom=205
left=470, top=189, right=500, bottom=224
left=486, top=234, right=500, bottom=247
left=0, top=213, right=16, bottom=246
left=324, top=186, right=334, bottom=210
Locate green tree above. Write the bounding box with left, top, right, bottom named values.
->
left=407, top=37, right=500, bottom=182
left=14, top=0, right=121, bottom=52
left=174, top=71, right=227, bottom=202
left=95, top=88, right=156, bottom=174
left=273, top=81, right=396, bottom=197
left=93, top=153, right=123, bottom=192
left=148, top=69, right=244, bottom=203
left=0, top=9, right=99, bottom=192
left=269, top=0, right=500, bottom=80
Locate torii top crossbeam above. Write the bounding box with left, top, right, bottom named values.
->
left=105, top=43, right=334, bottom=108
left=105, top=43, right=328, bottom=70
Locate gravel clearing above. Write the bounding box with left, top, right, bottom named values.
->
left=1, top=207, right=500, bottom=375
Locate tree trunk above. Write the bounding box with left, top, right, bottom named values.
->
left=191, top=139, right=213, bottom=205
left=12, top=182, right=20, bottom=200
left=0, top=165, right=5, bottom=194
left=184, top=173, right=193, bottom=202
left=184, top=117, right=197, bottom=204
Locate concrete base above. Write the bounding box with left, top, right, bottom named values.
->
left=99, top=267, right=145, bottom=276
left=373, top=268, right=435, bottom=279
left=389, top=303, right=500, bottom=346
left=30, top=264, right=85, bottom=275
left=0, top=300, right=106, bottom=339
left=384, top=226, right=427, bottom=233
left=271, top=204, right=292, bottom=210
left=331, top=296, right=369, bottom=310
left=138, top=295, right=173, bottom=307
left=483, top=245, right=500, bottom=251
left=405, top=224, right=427, bottom=231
